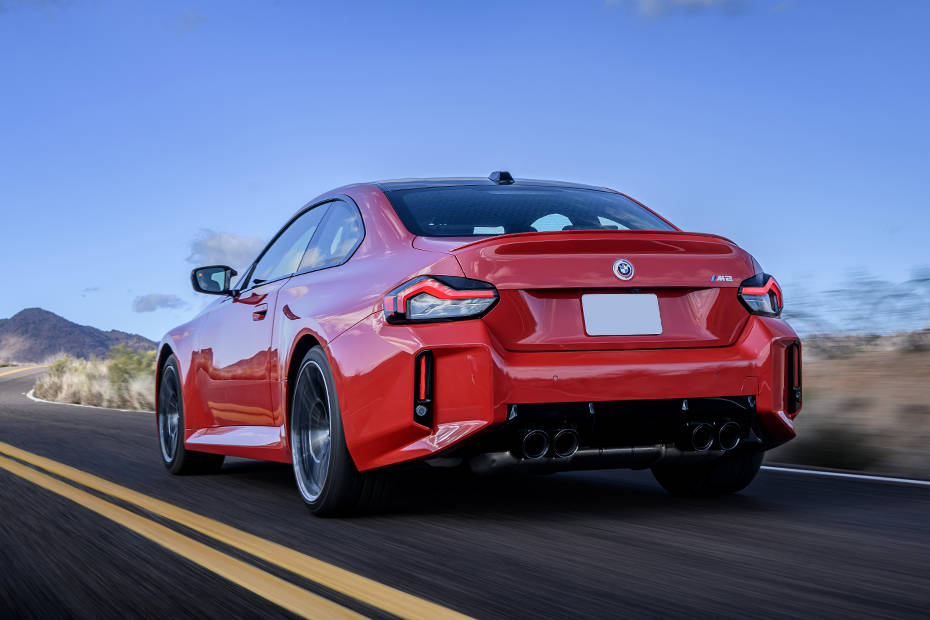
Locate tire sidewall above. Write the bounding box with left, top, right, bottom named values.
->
left=158, top=355, right=185, bottom=473
left=290, top=346, right=352, bottom=512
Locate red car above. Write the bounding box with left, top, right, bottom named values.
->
left=156, top=172, right=801, bottom=515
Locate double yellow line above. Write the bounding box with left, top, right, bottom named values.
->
left=0, top=365, right=47, bottom=378
left=0, top=441, right=471, bottom=620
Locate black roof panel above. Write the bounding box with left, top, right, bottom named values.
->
left=374, top=177, right=612, bottom=192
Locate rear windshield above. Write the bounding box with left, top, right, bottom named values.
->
left=383, top=185, right=675, bottom=237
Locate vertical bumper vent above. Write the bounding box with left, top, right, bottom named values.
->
left=786, top=341, right=802, bottom=416
left=413, top=350, right=434, bottom=428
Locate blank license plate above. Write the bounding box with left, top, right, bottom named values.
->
left=581, top=294, right=662, bottom=336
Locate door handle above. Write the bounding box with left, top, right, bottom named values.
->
left=252, top=304, right=268, bottom=321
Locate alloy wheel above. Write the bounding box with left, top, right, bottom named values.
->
left=158, top=366, right=181, bottom=462
left=291, top=360, right=332, bottom=503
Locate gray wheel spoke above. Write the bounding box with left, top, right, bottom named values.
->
left=290, top=360, right=333, bottom=503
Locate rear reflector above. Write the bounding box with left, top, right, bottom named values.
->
left=413, top=350, right=433, bottom=428
left=786, top=341, right=802, bottom=416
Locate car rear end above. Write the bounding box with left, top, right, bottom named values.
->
left=334, top=179, right=801, bottom=475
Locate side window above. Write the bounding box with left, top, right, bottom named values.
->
left=248, top=203, right=330, bottom=287
left=299, top=200, right=363, bottom=271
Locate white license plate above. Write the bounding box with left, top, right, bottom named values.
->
left=581, top=294, right=662, bottom=336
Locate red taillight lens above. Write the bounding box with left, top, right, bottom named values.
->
left=738, top=273, right=783, bottom=317
left=413, top=350, right=433, bottom=427
left=383, top=275, right=498, bottom=324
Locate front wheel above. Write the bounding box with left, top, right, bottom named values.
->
left=157, top=355, right=225, bottom=475
left=651, top=448, right=763, bottom=496
left=290, top=346, right=389, bottom=516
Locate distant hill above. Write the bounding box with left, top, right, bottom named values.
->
left=0, top=308, right=156, bottom=362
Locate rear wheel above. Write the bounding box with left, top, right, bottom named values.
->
left=290, top=346, right=389, bottom=516
left=157, top=355, right=225, bottom=475
left=651, top=448, right=763, bottom=496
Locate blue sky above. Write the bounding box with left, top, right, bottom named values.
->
left=1, top=0, right=928, bottom=340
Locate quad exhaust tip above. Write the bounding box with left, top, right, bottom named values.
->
left=552, top=429, right=580, bottom=458
left=690, top=423, right=715, bottom=452
left=521, top=429, right=550, bottom=459
left=717, top=421, right=741, bottom=451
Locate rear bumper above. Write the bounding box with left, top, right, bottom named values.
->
left=329, top=313, right=800, bottom=471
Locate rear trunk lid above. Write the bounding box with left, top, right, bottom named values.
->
left=416, top=230, right=755, bottom=351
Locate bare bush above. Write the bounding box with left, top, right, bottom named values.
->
left=782, top=268, right=930, bottom=337
left=34, top=346, right=155, bottom=411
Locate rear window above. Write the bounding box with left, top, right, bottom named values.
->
left=383, top=185, right=675, bottom=237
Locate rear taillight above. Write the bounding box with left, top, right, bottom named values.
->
left=738, top=273, right=783, bottom=317
left=383, top=275, right=498, bottom=324
left=413, top=350, right=433, bottom=427
left=786, top=340, right=802, bottom=416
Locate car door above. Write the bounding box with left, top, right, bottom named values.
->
left=197, top=202, right=330, bottom=427
left=274, top=199, right=367, bottom=403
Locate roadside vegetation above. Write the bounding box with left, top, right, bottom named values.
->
left=768, top=329, right=930, bottom=479
left=33, top=345, right=155, bottom=411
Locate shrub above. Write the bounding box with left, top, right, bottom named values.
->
left=34, top=347, right=156, bottom=411
left=107, top=344, right=156, bottom=404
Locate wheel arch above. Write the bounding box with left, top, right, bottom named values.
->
left=155, top=343, right=176, bottom=413
left=283, top=330, right=364, bottom=466
left=285, top=332, right=323, bottom=427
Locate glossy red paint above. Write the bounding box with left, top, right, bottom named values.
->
left=157, top=180, right=801, bottom=470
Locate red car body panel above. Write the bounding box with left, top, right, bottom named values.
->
left=158, top=181, right=801, bottom=470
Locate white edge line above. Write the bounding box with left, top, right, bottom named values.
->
left=25, top=389, right=151, bottom=415
left=762, top=465, right=930, bottom=487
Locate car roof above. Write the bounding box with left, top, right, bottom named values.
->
left=373, top=177, right=614, bottom=192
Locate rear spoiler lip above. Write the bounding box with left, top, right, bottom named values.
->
left=422, top=229, right=740, bottom=254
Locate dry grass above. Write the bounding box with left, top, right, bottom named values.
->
left=34, top=346, right=155, bottom=411
left=769, top=347, right=930, bottom=478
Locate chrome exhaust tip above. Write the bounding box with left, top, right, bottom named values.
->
left=690, top=423, right=715, bottom=452
left=717, top=421, right=741, bottom=451
left=552, top=429, right=580, bottom=458
left=521, top=429, right=550, bottom=459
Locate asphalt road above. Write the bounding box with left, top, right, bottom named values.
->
left=1, top=367, right=928, bottom=619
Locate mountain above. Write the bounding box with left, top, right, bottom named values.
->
left=0, top=308, right=157, bottom=362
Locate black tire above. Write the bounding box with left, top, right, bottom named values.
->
left=290, top=346, right=389, bottom=516
left=157, top=355, right=225, bottom=475
left=651, top=448, right=763, bottom=496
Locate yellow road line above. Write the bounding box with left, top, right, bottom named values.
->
left=0, top=441, right=472, bottom=620
left=0, top=365, right=46, bottom=378
left=0, top=454, right=362, bottom=620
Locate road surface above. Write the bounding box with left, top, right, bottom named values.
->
left=1, top=366, right=927, bottom=618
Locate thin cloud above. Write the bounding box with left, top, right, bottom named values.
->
left=607, top=0, right=743, bottom=17
left=187, top=229, right=265, bottom=274
left=132, top=294, right=188, bottom=313
left=170, top=8, right=207, bottom=32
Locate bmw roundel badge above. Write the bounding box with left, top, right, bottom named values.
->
left=613, top=259, right=634, bottom=281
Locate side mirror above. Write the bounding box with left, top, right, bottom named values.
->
left=191, top=265, right=237, bottom=295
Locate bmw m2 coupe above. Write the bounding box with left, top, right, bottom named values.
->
left=156, top=171, right=801, bottom=515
